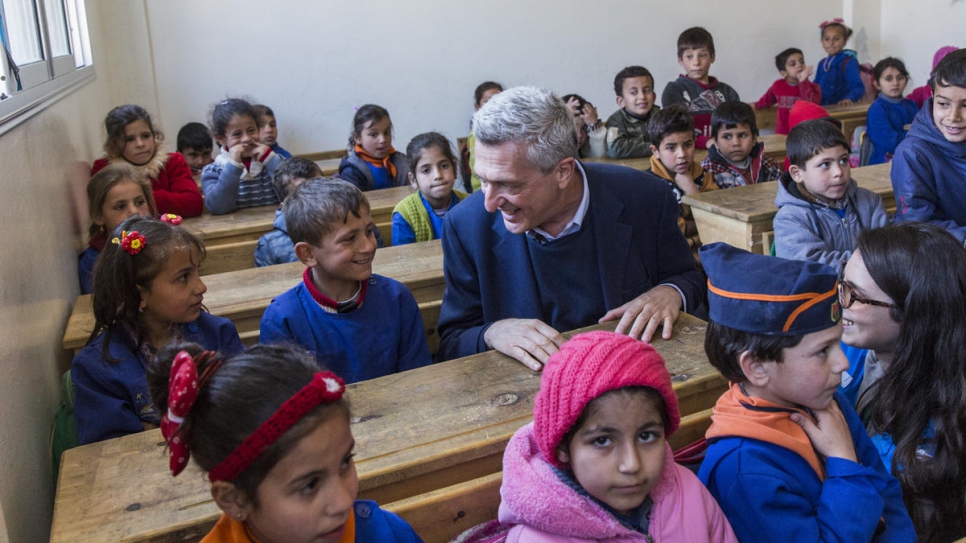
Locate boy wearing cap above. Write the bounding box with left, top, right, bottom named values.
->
left=697, top=242, right=914, bottom=543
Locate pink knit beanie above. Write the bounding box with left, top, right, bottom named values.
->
left=934, top=46, right=958, bottom=69
left=533, top=331, right=681, bottom=467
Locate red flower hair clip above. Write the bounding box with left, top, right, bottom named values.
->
left=819, top=18, right=846, bottom=30
left=112, top=230, right=147, bottom=255
left=160, top=213, right=183, bottom=226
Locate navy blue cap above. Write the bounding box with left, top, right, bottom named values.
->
left=699, top=243, right=841, bottom=336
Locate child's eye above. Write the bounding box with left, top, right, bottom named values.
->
left=440, top=162, right=451, bottom=170
left=630, top=89, right=638, bottom=96
left=641, top=88, right=652, bottom=94
left=592, top=436, right=612, bottom=447
left=366, top=227, right=374, bottom=238
left=341, top=452, right=356, bottom=472
left=420, top=166, right=432, bottom=174
left=135, top=197, right=146, bottom=206
left=638, top=431, right=658, bottom=443
left=114, top=202, right=126, bottom=211
left=298, top=477, right=320, bottom=495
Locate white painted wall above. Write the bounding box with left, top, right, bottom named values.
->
left=144, top=0, right=841, bottom=156
left=880, top=0, right=963, bottom=90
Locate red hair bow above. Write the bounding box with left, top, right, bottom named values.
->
left=161, top=350, right=220, bottom=476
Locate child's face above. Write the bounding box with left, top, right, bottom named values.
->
left=121, top=119, right=157, bottom=166
left=790, top=145, right=851, bottom=201
left=752, top=322, right=847, bottom=411
left=876, top=67, right=908, bottom=99
left=355, top=116, right=392, bottom=159
left=246, top=414, right=358, bottom=543
left=780, top=53, right=808, bottom=84
left=94, top=180, right=150, bottom=233
left=555, top=391, right=667, bottom=515
left=216, top=114, right=259, bottom=157
left=678, top=47, right=714, bottom=83
left=821, top=27, right=847, bottom=57
left=258, top=114, right=278, bottom=147
left=475, top=87, right=501, bottom=111
left=301, top=207, right=377, bottom=300
left=410, top=145, right=456, bottom=210
left=137, top=245, right=206, bottom=332
left=650, top=132, right=695, bottom=175
left=713, top=123, right=756, bottom=164
left=840, top=249, right=901, bottom=356
left=182, top=146, right=213, bottom=174
left=933, top=83, right=966, bottom=143
left=616, top=76, right=656, bottom=118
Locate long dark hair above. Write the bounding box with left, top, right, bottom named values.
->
left=103, top=104, right=163, bottom=159
left=148, top=343, right=349, bottom=502
left=860, top=222, right=966, bottom=541
left=89, top=216, right=205, bottom=361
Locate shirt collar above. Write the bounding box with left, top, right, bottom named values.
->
left=527, top=161, right=590, bottom=243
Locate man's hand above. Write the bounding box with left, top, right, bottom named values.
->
left=599, top=285, right=681, bottom=342
left=484, top=318, right=565, bottom=371
left=790, top=400, right=858, bottom=462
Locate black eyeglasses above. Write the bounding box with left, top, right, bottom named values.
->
left=837, top=261, right=897, bottom=309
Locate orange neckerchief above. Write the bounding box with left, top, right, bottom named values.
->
left=201, top=510, right=356, bottom=543
left=354, top=144, right=397, bottom=179
left=706, top=382, right=826, bottom=481
left=648, top=155, right=718, bottom=193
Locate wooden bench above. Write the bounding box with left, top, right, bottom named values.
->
left=63, top=239, right=445, bottom=355
left=754, top=103, right=870, bottom=142
left=182, top=185, right=413, bottom=275
left=586, top=133, right=787, bottom=172
left=682, top=163, right=893, bottom=254
left=50, top=314, right=725, bottom=543
left=387, top=407, right=715, bottom=543
left=294, top=148, right=347, bottom=177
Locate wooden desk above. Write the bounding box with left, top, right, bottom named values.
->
left=63, top=240, right=445, bottom=355
left=184, top=186, right=412, bottom=275
left=50, top=315, right=725, bottom=543
left=682, top=163, right=893, bottom=253
left=755, top=103, right=870, bottom=142
left=587, top=134, right=787, bottom=171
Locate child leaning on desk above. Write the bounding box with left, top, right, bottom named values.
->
left=148, top=342, right=423, bottom=543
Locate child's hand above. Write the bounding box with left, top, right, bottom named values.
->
left=250, top=142, right=270, bottom=160
left=228, top=141, right=255, bottom=163
left=798, top=66, right=814, bottom=83
left=790, top=401, right=858, bottom=463
left=673, top=172, right=701, bottom=195
left=580, top=102, right=599, bottom=127
left=837, top=98, right=854, bottom=106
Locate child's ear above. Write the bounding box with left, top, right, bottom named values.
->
left=649, top=144, right=659, bottom=156
left=555, top=445, right=571, bottom=466
left=92, top=212, right=105, bottom=229
left=616, top=95, right=626, bottom=108
left=709, top=53, right=716, bottom=64
left=738, top=350, right=771, bottom=388
left=408, top=171, right=418, bottom=189
left=210, top=481, right=254, bottom=522
left=788, top=164, right=805, bottom=183
left=294, top=241, right=318, bottom=267
left=677, top=56, right=686, bottom=68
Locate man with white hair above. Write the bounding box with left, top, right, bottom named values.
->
left=437, top=86, right=705, bottom=369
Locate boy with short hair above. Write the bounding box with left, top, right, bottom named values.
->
left=253, top=158, right=323, bottom=267
left=662, top=27, right=740, bottom=149
left=891, top=48, right=966, bottom=244
left=176, top=122, right=214, bottom=179
left=252, top=104, right=292, bottom=159
left=561, top=93, right=606, bottom=158
left=755, top=48, right=823, bottom=135
left=702, top=101, right=782, bottom=189
left=774, top=119, right=887, bottom=265
left=697, top=242, right=915, bottom=543
left=605, top=65, right=660, bottom=158
left=259, top=178, right=431, bottom=382
left=642, top=104, right=719, bottom=259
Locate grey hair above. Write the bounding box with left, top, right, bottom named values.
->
left=283, top=178, right=369, bottom=247
left=472, top=86, right=578, bottom=174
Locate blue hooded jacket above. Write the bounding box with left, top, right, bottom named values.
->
left=891, top=98, right=966, bottom=243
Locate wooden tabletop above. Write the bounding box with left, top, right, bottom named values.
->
left=682, top=163, right=892, bottom=222
left=586, top=134, right=787, bottom=172
left=50, top=314, right=724, bottom=543
left=63, top=239, right=444, bottom=353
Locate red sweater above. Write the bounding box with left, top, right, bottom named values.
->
left=91, top=152, right=204, bottom=217
left=755, top=79, right=822, bottom=135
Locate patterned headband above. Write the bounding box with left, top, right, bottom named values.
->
left=161, top=350, right=221, bottom=476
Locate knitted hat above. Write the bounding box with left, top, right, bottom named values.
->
left=533, top=331, right=680, bottom=468
left=785, top=101, right=843, bottom=169
left=700, top=242, right=840, bottom=336
left=933, top=46, right=958, bottom=69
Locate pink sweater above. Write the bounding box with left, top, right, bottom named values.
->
left=498, top=423, right=737, bottom=543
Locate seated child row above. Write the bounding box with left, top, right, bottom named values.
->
left=138, top=224, right=965, bottom=542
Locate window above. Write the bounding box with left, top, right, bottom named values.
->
left=0, top=0, right=93, bottom=134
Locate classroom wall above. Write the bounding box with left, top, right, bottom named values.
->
left=879, top=0, right=963, bottom=89
left=0, top=1, right=155, bottom=541
left=143, top=0, right=842, bottom=157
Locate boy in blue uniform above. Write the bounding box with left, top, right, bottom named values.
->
left=697, top=243, right=914, bottom=543
left=259, top=179, right=431, bottom=383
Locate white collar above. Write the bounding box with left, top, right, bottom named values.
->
left=528, top=161, right=590, bottom=242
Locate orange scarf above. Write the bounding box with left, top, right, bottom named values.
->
left=354, top=144, right=397, bottom=179
left=706, top=382, right=826, bottom=481
left=648, top=155, right=718, bottom=193
left=201, top=510, right=356, bottom=542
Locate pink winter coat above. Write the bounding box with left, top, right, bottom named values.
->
left=497, top=423, right=737, bottom=543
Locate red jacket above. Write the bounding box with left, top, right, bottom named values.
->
left=92, top=152, right=203, bottom=217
